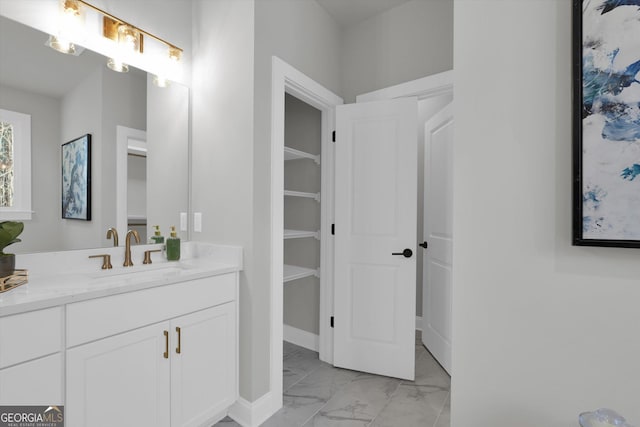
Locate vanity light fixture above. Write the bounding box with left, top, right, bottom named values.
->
left=62, top=0, right=183, bottom=78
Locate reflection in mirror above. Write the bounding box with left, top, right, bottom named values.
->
left=0, top=15, right=189, bottom=254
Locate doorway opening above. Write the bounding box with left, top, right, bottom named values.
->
left=267, top=56, right=454, bottom=423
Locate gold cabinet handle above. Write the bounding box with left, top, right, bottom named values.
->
left=176, top=327, right=181, bottom=354
left=163, top=330, right=169, bottom=359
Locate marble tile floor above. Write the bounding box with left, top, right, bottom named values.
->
left=214, top=331, right=450, bottom=427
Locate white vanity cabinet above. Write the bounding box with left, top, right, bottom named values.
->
left=170, top=303, right=236, bottom=427
left=66, top=321, right=171, bottom=427
left=0, top=307, right=63, bottom=405
left=65, top=273, right=238, bottom=427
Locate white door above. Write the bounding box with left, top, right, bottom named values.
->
left=334, top=97, right=418, bottom=380
left=421, top=103, right=454, bottom=374
left=171, top=303, right=237, bottom=427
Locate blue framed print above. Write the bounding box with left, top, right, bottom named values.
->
left=573, top=0, right=640, bottom=247
left=62, top=134, right=91, bottom=220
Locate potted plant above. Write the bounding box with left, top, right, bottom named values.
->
left=0, top=221, right=23, bottom=277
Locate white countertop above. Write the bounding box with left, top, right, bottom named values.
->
left=0, top=242, right=243, bottom=317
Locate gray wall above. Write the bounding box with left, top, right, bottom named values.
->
left=101, top=68, right=147, bottom=235
left=59, top=67, right=146, bottom=250
left=60, top=67, right=103, bottom=250
left=191, top=0, right=257, bottom=401
left=341, top=0, right=453, bottom=103
left=453, top=0, right=640, bottom=424
left=283, top=94, right=322, bottom=335
left=0, top=84, right=61, bottom=253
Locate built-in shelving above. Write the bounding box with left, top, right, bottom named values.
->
left=284, top=146, right=320, bottom=165
left=284, top=264, right=319, bottom=283
left=284, top=229, right=320, bottom=240
left=284, top=190, right=320, bottom=202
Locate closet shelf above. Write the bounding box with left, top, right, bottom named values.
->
left=284, top=190, right=320, bottom=202
left=283, top=264, right=319, bottom=282
left=284, top=229, right=320, bottom=240
left=284, top=147, right=320, bottom=165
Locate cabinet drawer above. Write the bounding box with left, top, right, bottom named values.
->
left=67, top=273, right=236, bottom=347
left=0, top=307, right=63, bottom=368
left=0, top=353, right=63, bottom=405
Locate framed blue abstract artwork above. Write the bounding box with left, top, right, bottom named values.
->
left=573, top=0, right=640, bottom=247
left=62, top=134, right=91, bottom=220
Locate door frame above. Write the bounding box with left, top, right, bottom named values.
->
left=356, top=70, right=453, bottom=103
left=269, top=56, right=343, bottom=409
left=116, top=125, right=147, bottom=240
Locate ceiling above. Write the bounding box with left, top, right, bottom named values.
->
left=315, top=0, right=412, bottom=27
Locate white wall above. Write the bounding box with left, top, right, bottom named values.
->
left=341, top=0, right=453, bottom=103
left=250, top=0, right=342, bottom=400
left=146, top=78, right=189, bottom=241
left=0, top=85, right=61, bottom=253
left=191, top=0, right=256, bottom=400
left=452, top=1, right=640, bottom=425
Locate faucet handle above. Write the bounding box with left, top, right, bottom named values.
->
left=143, top=249, right=162, bottom=265
left=89, top=254, right=113, bottom=270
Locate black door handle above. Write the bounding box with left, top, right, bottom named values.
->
left=419, top=241, right=428, bottom=249
left=392, top=249, right=413, bottom=258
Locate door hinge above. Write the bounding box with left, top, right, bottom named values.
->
left=331, top=224, right=335, bottom=235
left=332, top=131, right=336, bottom=142
left=330, top=316, right=334, bottom=328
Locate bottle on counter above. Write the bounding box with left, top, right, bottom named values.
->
left=166, top=226, right=180, bottom=261
left=150, top=225, right=164, bottom=244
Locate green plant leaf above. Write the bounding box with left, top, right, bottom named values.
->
left=0, top=221, right=24, bottom=253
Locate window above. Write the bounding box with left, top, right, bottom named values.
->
left=0, top=109, right=31, bottom=220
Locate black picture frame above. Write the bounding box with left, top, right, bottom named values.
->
left=572, top=0, right=640, bottom=248
left=61, top=134, right=91, bottom=220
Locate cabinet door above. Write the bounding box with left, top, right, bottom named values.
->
left=171, top=303, right=237, bottom=427
left=0, top=354, right=63, bottom=405
left=66, top=322, right=171, bottom=427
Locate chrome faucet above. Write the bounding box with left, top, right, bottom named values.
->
left=106, top=227, right=119, bottom=247
left=124, top=229, right=140, bottom=267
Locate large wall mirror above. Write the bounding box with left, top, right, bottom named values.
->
left=0, top=15, right=190, bottom=254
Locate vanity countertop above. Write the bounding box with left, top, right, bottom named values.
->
left=0, top=242, right=242, bottom=317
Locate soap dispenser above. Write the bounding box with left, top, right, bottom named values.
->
left=166, top=226, right=180, bottom=261
left=150, top=225, right=164, bottom=244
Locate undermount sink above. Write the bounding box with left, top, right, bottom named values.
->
left=89, top=264, right=188, bottom=283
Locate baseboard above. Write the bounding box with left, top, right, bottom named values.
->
left=283, top=324, right=319, bottom=352
left=228, top=391, right=279, bottom=427
left=416, top=316, right=422, bottom=331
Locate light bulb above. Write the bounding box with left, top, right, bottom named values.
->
left=47, top=35, right=76, bottom=55
left=153, top=75, right=170, bottom=88
left=118, top=24, right=140, bottom=53
left=107, top=58, right=129, bottom=73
